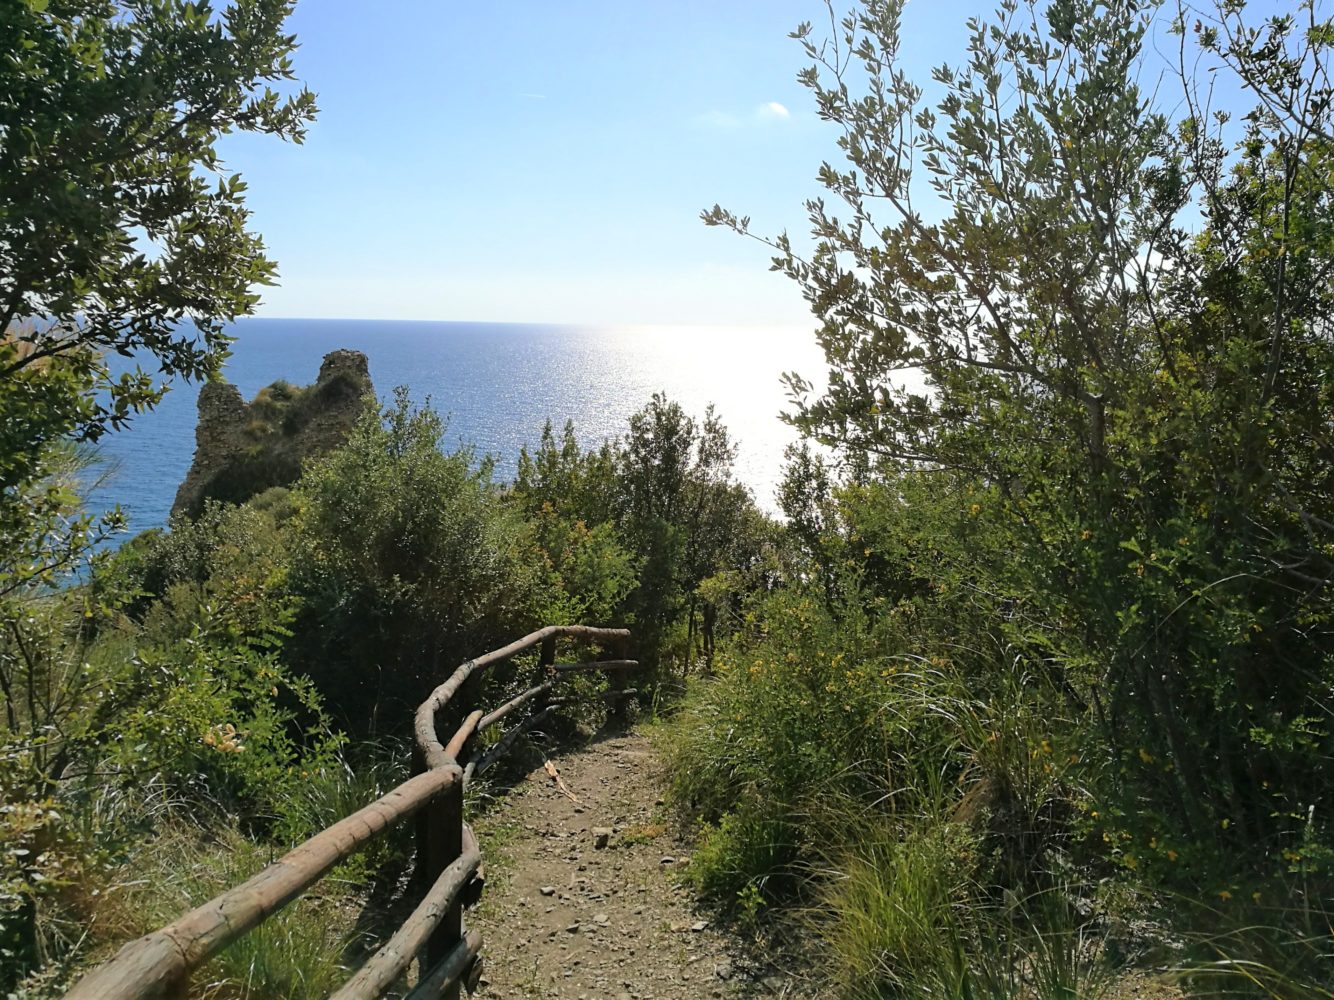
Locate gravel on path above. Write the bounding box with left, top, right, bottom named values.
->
left=467, top=731, right=814, bottom=1000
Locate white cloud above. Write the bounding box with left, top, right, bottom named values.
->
left=758, top=101, right=790, bottom=120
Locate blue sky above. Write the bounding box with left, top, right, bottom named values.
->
left=221, top=2, right=1266, bottom=327
left=220, top=2, right=973, bottom=327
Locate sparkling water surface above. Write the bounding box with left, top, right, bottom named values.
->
left=91, top=319, right=826, bottom=531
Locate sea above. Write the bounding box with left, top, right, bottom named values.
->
left=89, top=318, right=827, bottom=533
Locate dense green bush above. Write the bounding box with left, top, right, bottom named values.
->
left=1, top=549, right=340, bottom=988
left=661, top=548, right=1080, bottom=892
left=286, top=389, right=551, bottom=731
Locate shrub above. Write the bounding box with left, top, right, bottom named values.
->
left=288, top=390, right=550, bottom=731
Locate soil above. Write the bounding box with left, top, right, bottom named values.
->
left=467, top=730, right=816, bottom=999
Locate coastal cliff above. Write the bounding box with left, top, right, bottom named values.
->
left=171, top=349, right=373, bottom=518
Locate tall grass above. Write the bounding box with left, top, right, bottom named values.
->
left=656, top=585, right=1128, bottom=996
left=823, top=825, right=1113, bottom=1000
left=1173, top=893, right=1334, bottom=1000
left=272, top=739, right=409, bottom=842
left=112, top=822, right=366, bottom=1000
left=70, top=743, right=414, bottom=1000
left=811, top=772, right=1115, bottom=1000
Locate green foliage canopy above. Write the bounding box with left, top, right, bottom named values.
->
left=289, top=391, right=548, bottom=729
left=0, top=0, right=315, bottom=587
left=514, top=396, right=769, bottom=673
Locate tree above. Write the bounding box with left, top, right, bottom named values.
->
left=513, top=400, right=769, bottom=672
left=513, top=421, right=638, bottom=624
left=0, top=0, right=316, bottom=580
left=708, top=0, right=1334, bottom=847
left=616, top=394, right=760, bottom=671
left=0, top=11, right=315, bottom=976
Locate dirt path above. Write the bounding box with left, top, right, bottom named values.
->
left=468, top=731, right=813, bottom=999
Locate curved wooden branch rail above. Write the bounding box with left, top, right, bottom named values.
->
left=63, top=625, right=633, bottom=1000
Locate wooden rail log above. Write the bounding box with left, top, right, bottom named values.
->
left=471, top=703, right=562, bottom=780
left=478, top=681, right=554, bottom=732
left=62, top=624, right=633, bottom=1000
left=416, top=626, right=629, bottom=768
left=63, top=766, right=460, bottom=1000
left=404, top=930, right=484, bottom=1000
left=444, top=709, right=484, bottom=760
left=461, top=822, right=485, bottom=906
left=331, top=845, right=481, bottom=1000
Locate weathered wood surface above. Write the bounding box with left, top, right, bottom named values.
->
left=461, top=822, right=485, bottom=907
left=403, top=930, right=484, bottom=1000
left=433, top=775, right=466, bottom=1000
left=478, top=680, right=554, bottom=732
left=472, top=703, right=562, bottom=780
left=415, top=626, right=629, bottom=769
left=330, top=845, right=480, bottom=1000
left=444, top=709, right=484, bottom=760
left=63, top=766, right=460, bottom=1000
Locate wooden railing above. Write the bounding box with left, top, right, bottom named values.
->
left=63, top=625, right=635, bottom=1000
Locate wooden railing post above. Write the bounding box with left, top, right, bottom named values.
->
left=538, top=634, right=557, bottom=679
left=424, top=768, right=466, bottom=1000
left=536, top=634, right=557, bottom=720
left=611, top=632, right=633, bottom=725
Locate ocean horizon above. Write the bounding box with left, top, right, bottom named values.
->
left=90, top=318, right=827, bottom=533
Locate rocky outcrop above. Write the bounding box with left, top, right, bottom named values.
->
left=171, top=349, right=373, bottom=518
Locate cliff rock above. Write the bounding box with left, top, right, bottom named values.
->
left=171, top=349, right=373, bottom=518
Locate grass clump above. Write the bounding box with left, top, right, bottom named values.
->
left=120, top=825, right=365, bottom=1000
left=824, top=822, right=1113, bottom=1000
